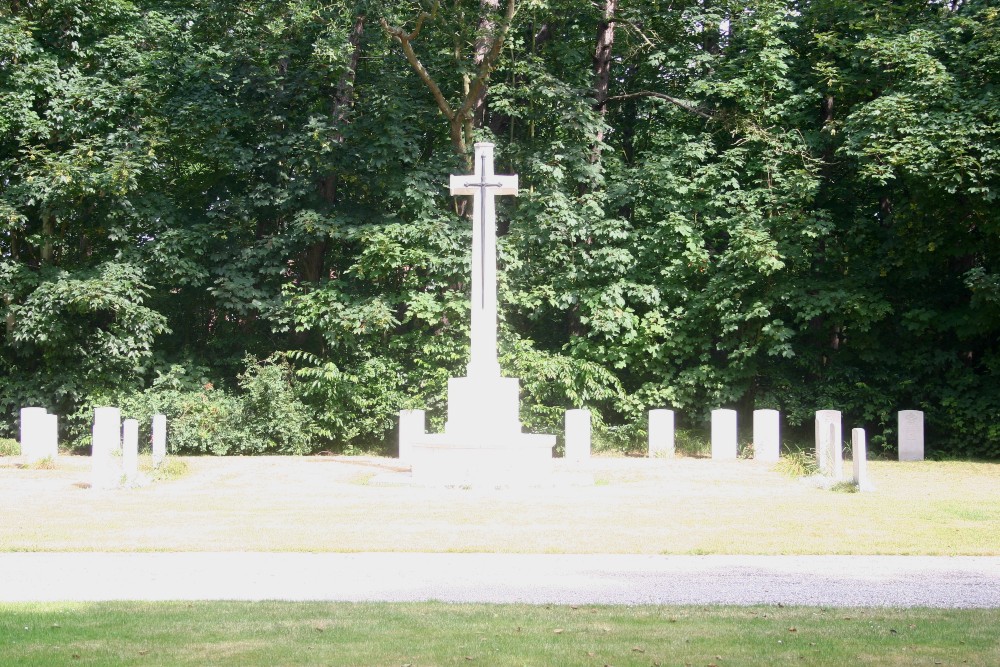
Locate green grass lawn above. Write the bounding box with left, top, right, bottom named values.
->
left=2, top=601, right=998, bottom=667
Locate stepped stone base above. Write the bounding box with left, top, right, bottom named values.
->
left=410, top=432, right=555, bottom=487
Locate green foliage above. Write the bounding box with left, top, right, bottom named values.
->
left=674, top=430, right=711, bottom=458
left=0, top=438, right=20, bottom=456
left=775, top=449, right=820, bottom=478
left=0, top=0, right=997, bottom=457
left=149, top=458, right=189, bottom=482
left=830, top=480, right=860, bottom=493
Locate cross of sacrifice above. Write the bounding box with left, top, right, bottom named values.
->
left=450, top=142, right=518, bottom=379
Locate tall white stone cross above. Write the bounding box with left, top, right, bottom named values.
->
left=450, top=142, right=517, bottom=379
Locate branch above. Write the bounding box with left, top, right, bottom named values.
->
left=380, top=4, right=455, bottom=121
left=606, top=90, right=712, bottom=119
left=457, top=0, right=516, bottom=121
left=622, top=19, right=654, bottom=49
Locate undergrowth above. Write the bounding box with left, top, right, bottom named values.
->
left=774, top=448, right=819, bottom=477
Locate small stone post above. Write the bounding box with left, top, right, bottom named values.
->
left=152, top=414, right=167, bottom=466
left=398, top=409, right=425, bottom=464
left=852, top=428, right=874, bottom=492
left=564, top=409, right=592, bottom=463
left=92, top=407, right=122, bottom=489
left=711, top=409, right=738, bottom=460
left=898, top=410, right=925, bottom=461
left=648, top=409, right=675, bottom=458
left=815, top=410, right=843, bottom=478
left=122, top=419, right=139, bottom=484
left=752, top=409, right=780, bottom=462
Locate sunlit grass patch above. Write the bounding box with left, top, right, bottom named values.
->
left=1, top=601, right=997, bottom=667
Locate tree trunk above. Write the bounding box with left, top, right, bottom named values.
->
left=592, top=0, right=617, bottom=147
left=41, top=213, right=55, bottom=265
left=301, top=12, right=365, bottom=286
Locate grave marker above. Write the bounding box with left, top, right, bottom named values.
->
left=711, top=409, right=738, bottom=460
left=815, top=410, right=843, bottom=478
left=752, top=409, right=780, bottom=462
left=152, top=414, right=167, bottom=466
left=19, top=407, right=48, bottom=463
left=648, top=409, right=675, bottom=458
left=852, top=428, right=874, bottom=492
left=122, top=419, right=139, bottom=484
left=898, top=410, right=924, bottom=461
left=398, top=409, right=425, bottom=464
left=92, top=407, right=122, bottom=489
left=564, top=409, right=591, bottom=462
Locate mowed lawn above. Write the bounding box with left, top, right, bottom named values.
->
left=2, top=601, right=999, bottom=667
left=1, top=455, right=998, bottom=554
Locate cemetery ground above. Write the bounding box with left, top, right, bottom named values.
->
left=1, top=454, right=998, bottom=554
left=2, top=453, right=999, bottom=665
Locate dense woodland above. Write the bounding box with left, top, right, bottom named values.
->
left=1, top=0, right=997, bottom=457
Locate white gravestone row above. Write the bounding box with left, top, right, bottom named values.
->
left=19, top=407, right=59, bottom=463
left=648, top=409, right=780, bottom=462
left=90, top=408, right=168, bottom=489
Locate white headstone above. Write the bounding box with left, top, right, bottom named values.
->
left=41, top=413, right=58, bottom=460
left=898, top=410, right=924, bottom=461
left=152, top=414, right=167, bottom=466
left=398, top=409, right=425, bottom=464
left=92, top=407, right=122, bottom=489
left=564, top=409, right=592, bottom=462
left=711, top=409, right=738, bottom=460
left=122, top=419, right=139, bottom=484
left=852, top=427, right=874, bottom=492
left=815, top=410, right=843, bottom=478
left=648, top=409, right=675, bottom=458
left=19, top=407, right=48, bottom=463
left=752, top=409, right=780, bottom=462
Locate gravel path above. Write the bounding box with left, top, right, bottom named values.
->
left=3, top=553, right=999, bottom=608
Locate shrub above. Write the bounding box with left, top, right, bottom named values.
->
left=0, top=438, right=18, bottom=456
left=774, top=448, right=819, bottom=478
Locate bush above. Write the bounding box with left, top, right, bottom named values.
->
left=0, top=438, right=19, bottom=456
left=76, top=356, right=320, bottom=456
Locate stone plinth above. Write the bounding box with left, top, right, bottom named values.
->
left=648, top=409, right=675, bottom=458
left=444, top=376, right=522, bottom=434
left=711, top=409, right=738, bottom=460
left=152, top=414, right=167, bottom=466
left=753, top=409, right=780, bottom=462
left=410, top=373, right=555, bottom=486
left=815, top=410, right=843, bottom=478
left=410, top=432, right=555, bottom=486
left=564, top=409, right=591, bottom=463
left=898, top=410, right=924, bottom=461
